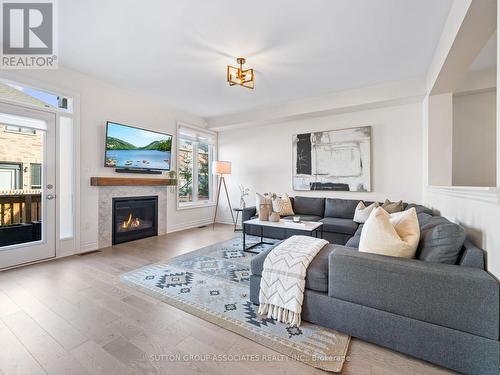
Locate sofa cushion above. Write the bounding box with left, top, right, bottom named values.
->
left=359, top=207, right=420, bottom=259
left=251, top=243, right=335, bottom=293
left=282, top=215, right=322, bottom=222
left=319, top=217, right=358, bottom=235
left=292, top=196, right=325, bottom=216
left=324, top=198, right=359, bottom=219
left=272, top=193, right=294, bottom=216
left=345, top=235, right=360, bottom=248
left=250, top=247, right=272, bottom=277
left=353, top=201, right=379, bottom=223
left=303, top=244, right=336, bottom=292
left=416, top=214, right=466, bottom=264
left=382, top=199, right=404, bottom=213
left=406, top=203, right=433, bottom=215
left=353, top=223, right=364, bottom=236
left=458, top=241, right=485, bottom=269
left=416, top=212, right=433, bottom=227
left=345, top=223, right=364, bottom=248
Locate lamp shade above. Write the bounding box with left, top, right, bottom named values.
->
left=213, top=161, right=232, bottom=175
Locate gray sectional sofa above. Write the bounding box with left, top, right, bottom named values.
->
left=243, top=196, right=430, bottom=245
left=244, top=196, right=500, bottom=375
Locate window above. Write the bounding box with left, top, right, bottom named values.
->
left=177, top=124, right=216, bottom=208
left=59, top=116, right=74, bottom=239
left=30, top=163, right=41, bottom=189
left=0, top=81, right=72, bottom=112
left=197, top=142, right=210, bottom=200
left=0, top=163, right=22, bottom=190
left=178, top=138, right=194, bottom=203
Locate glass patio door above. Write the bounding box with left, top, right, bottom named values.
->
left=0, top=102, right=56, bottom=269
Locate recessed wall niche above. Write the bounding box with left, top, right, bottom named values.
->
left=428, top=1, right=497, bottom=188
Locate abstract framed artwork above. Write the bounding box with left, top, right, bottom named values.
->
left=292, top=126, right=371, bottom=191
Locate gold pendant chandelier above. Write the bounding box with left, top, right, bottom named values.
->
left=227, top=57, right=254, bottom=89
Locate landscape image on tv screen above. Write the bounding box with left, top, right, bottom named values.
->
left=105, top=122, right=172, bottom=170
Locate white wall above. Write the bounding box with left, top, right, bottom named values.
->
left=452, top=90, right=497, bottom=186
left=425, top=190, right=500, bottom=275
left=207, top=79, right=426, bottom=130
left=2, top=67, right=214, bottom=253
left=428, top=93, right=453, bottom=185
left=216, top=102, right=423, bottom=223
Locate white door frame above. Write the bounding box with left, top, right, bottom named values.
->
left=0, top=73, right=81, bottom=258
left=0, top=101, right=57, bottom=269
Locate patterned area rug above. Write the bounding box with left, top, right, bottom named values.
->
left=121, top=236, right=351, bottom=372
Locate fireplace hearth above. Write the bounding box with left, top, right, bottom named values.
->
left=112, top=196, right=158, bottom=245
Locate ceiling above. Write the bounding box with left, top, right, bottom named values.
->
left=59, top=0, right=453, bottom=118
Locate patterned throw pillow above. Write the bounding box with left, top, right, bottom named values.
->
left=382, top=199, right=404, bottom=214
left=272, top=193, right=295, bottom=216
left=353, top=201, right=379, bottom=223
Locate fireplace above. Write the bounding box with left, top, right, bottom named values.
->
left=112, top=196, right=158, bottom=245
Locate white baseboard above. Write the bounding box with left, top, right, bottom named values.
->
left=52, top=241, right=98, bottom=261
left=216, top=217, right=235, bottom=225
left=167, top=218, right=215, bottom=233
left=78, top=242, right=99, bottom=253
left=76, top=220, right=231, bottom=249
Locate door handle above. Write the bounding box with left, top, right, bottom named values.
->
left=46, top=194, right=55, bottom=200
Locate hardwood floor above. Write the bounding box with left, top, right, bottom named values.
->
left=0, top=224, right=454, bottom=375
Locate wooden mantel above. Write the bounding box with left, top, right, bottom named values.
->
left=90, top=177, right=177, bottom=187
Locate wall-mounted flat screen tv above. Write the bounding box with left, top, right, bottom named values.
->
left=104, top=121, right=172, bottom=171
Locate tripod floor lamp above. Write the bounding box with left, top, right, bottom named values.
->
left=212, top=161, right=235, bottom=229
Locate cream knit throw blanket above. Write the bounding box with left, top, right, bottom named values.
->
left=258, top=235, right=328, bottom=327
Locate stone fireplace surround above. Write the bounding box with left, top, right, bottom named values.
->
left=98, top=186, right=167, bottom=248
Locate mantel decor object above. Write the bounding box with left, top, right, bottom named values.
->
left=168, top=170, right=177, bottom=193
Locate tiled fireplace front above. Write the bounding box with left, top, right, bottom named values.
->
left=98, top=186, right=167, bottom=248
left=112, top=196, right=158, bottom=245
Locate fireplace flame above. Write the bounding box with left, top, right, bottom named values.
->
left=121, top=213, right=141, bottom=230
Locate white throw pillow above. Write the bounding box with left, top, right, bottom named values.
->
left=272, top=193, right=295, bottom=216
left=359, top=207, right=420, bottom=258
left=255, top=193, right=272, bottom=215
left=353, top=201, right=379, bottom=223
